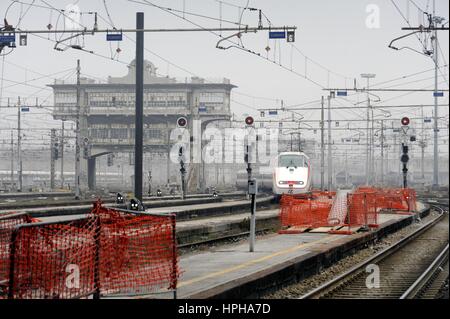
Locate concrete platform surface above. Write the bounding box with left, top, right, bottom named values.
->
left=173, top=213, right=409, bottom=299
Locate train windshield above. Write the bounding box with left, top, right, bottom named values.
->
left=279, top=154, right=307, bottom=168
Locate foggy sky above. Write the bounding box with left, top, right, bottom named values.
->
left=0, top=0, right=448, bottom=154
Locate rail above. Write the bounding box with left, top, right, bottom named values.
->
left=300, top=204, right=447, bottom=299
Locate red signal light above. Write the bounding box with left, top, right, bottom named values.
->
left=245, top=116, right=254, bottom=126
left=401, top=117, right=410, bottom=126
left=177, top=117, right=187, bottom=128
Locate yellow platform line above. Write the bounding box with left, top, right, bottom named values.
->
left=178, top=235, right=332, bottom=288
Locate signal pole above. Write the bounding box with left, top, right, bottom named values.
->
left=320, top=96, right=325, bottom=190
left=380, top=120, right=384, bottom=186
left=17, top=96, right=22, bottom=192
left=75, top=60, right=81, bottom=199
left=244, top=116, right=256, bottom=253
left=179, top=148, right=186, bottom=200
left=421, top=106, right=425, bottom=180
left=10, top=130, right=13, bottom=186
left=432, top=0, right=439, bottom=188
left=134, top=12, right=144, bottom=202
left=50, top=129, right=56, bottom=190
left=60, top=120, right=65, bottom=188
left=327, top=95, right=332, bottom=190
left=391, top=0, right=449, bottom=188
left=361, top=73, right=376, bottom=185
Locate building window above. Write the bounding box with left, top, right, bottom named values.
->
left=145, top=129, right=162, bottom=139
left=110, top=128, right=128, bottom=139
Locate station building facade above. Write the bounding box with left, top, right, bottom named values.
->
left=49, top=60, right=236, bottom=192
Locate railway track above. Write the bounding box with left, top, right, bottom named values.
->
left=301, top=204, right=449, bottom=299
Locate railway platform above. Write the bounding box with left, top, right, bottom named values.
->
left=142, top=203, right=429, bottom=299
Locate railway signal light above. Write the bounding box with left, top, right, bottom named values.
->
left=400, top=143, right=409, bottom=188
left=401, top=143, right=409, bottom=163
left=401, top=117, right=410, bottom=126
left=401, top=153, right=409, bottom=163
left=52, top=141, right=59, bottom=160
left=128, top=198, right=143, bottom=211
left=116, top=192, right=124, bottom=204
left=83, top=145, right=90, bottom=159
left=177, top=117, right=187, bottom=128
left=156, top=189, right=162, bottom=197
left=245, top=116, right=254, bottom=126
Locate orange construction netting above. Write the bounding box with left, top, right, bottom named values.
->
left=6, top=216, right=98, bottom=299
left=347, top=191, right=378, bottom=227
left=279, top=193, right=334, bottom=230
left=2, top=202, right=180, bottom=299
left=91, top=203, right=179, bottom=297
left=0, top=213, right=31, bottom=297
left=355, top=187, right=417, bottom=213
left=280, top=187, right=417, bottom=235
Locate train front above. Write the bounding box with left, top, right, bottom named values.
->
left=272, top=152, right=311, bottom=195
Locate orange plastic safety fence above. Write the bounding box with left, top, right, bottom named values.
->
left=7, top=217, right=98, bottom=299
left=279, top=194, right=334, bottom=229
left=402, top=189, right=417, bottom=212
left=346, top=192, right=378, bottom=227
left=0, top=213, right=31, bottom=298
left=92, top=205, right=179, bottom=296
left=2, top=202, right=180, bottom=299
left=355, top=187, right=417, bottom=213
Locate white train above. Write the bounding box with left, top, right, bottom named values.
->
left=272, top=152, right=312, bottom=196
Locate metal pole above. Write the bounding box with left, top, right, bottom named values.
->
left=17, top=97, right=22, bottom=192
left=148, top=170, right=152, bottom=196
left=50, top=129, right=56, bottom=190
left=395, top=134, right=400, bottom=186
left=366, top=80, right=370, bottom=185
left=245, top=141, right=256, bottom=252
left=180, top=156, right=186, bottom=200
left=327, top=95, right=332, bottom=190
left=432, top=0, right=439, bottom=188
left=371, top=107, right=375, bottom=184
left=134, top=12, right=144, bottom=202
left=320, top=96, right=325, bottom=190
left=380, top=121, right=384, bottom=185
left=60, top=120, right=65, bottom=188
left=75, top=60, right=81, bottom=199
left=10, top=130, right=13, bottom=186
left=167, top=121, right=171, bottom=185
left=402, top=143, right=408, bottom=189
left=249, top=192, right=256, bottom=252
left=421, top=106, right=425, bottom=180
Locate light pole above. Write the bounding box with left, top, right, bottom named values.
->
left=327, top=93, right=334, bottom=191
left=361, top=73, right=376, bottom=186
left=320, top=96, right=325, bottom=190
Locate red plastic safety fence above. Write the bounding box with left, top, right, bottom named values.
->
left=0, top=213, right=31, bottom=297
left=329, top=191, right=379, bottom=235
left=279, top=194, right=334, bottom=231
left=91, top=204, right=179, bottom=297
left=403, top=188, right=417, bottom=212
left=6, top=216, right=98, bottom=299
left=356, top=187, right=417, bottom=213
left=2, top=202, right=180, bottom=299
left=347, top=192, right=378, bottom=227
